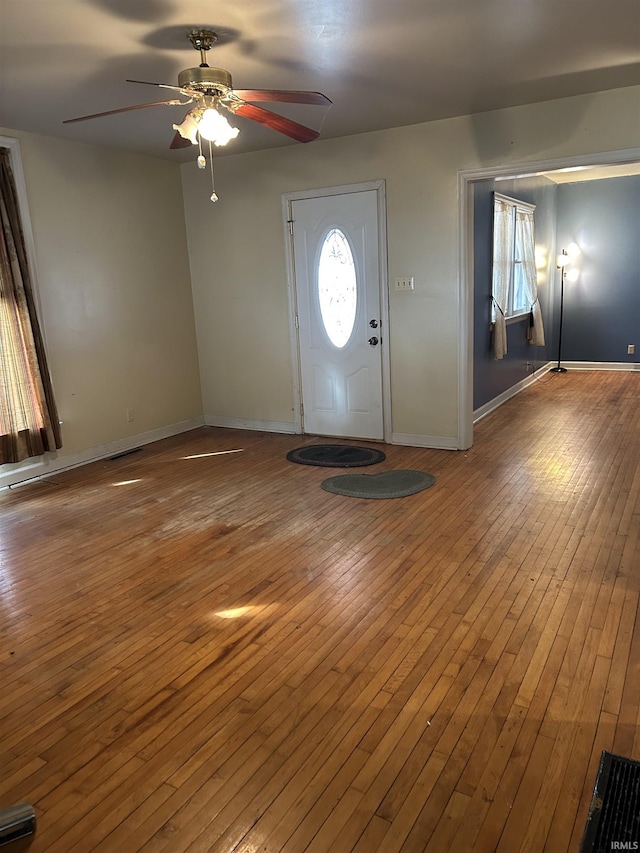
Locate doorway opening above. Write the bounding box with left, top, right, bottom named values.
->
left=458, top=148, right=640, bottom=449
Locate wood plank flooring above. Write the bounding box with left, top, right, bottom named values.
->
left=1, top=370, right=638, bottom=852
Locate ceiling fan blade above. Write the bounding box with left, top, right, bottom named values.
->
left=232, top=89, right=332, bottom=106
left=230, top=103, right=319, bottom=143
left=126, top=79, right=193, bottom=96
left=63, top=99, right=186, bottom=124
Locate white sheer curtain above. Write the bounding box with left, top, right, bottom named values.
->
left=491, top=198, right=512, bottom=359
left=517, top=210, right=545, bottom=346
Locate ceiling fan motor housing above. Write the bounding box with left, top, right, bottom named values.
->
left=178, top=66, right=233, bottom=95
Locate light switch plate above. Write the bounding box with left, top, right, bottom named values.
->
left=395, top=277, right=414, bottom=292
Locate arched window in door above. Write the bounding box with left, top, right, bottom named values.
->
left=317, top=228, right=357, bottom=348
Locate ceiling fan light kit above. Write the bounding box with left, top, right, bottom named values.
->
left=63, top=28, right=331, bottom=203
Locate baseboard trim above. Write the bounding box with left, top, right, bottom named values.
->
left=560, top=361, right=639, bottom=371
left=1, top=417, right=205, bottom=490
left=391, top=432, right=458, bottom=450
left=204, top=418, right=457, bottom=450
left=204, top=415, right=297, bottom=434
left=474, top=364, right=552, bottom=424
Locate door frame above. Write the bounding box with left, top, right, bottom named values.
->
left=282, top=180, right=391, bottom=440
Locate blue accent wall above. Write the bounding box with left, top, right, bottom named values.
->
left=555, top=176, right=640, bottom=364
left=473, top=176, right=556, bottom=410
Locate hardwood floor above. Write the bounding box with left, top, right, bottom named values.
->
left=1, top=370, right=638, bottom=852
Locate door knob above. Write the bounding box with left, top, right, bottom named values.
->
left=369, top=319, right=378, bottom=328
left=368, top=336, right=379, bottom=346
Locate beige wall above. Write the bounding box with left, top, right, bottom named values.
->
left=1, top=86, right=638, bottom=485
left=181, top=86, right=640, bottom=444
left=0, top=128, right=203, bottom=482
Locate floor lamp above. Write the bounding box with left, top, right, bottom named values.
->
left=551, top=249, right=569, bottom=373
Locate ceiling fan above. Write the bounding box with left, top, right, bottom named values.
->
left=64, top=29, right=332, bottom=200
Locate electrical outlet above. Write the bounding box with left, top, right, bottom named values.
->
left=395, top=277, right=415, bottom=292
left=628, top=344, right=635, bottom=355
left=126, top=409, right=135, bottom=423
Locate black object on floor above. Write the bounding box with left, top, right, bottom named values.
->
left=108, top=447, right=142, bottom=461
left=580, top=751, right=640, bottom=852
left=286, top=444, right=386, bottom=468
left=0, top=802, right=37, bottom=848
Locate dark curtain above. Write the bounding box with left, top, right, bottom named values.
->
left=0, top=147, right=62, bottom=464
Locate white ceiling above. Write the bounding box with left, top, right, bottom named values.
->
left=1, top=0, right=639, bottom=162
left=541, top=162, right=640, bottom=183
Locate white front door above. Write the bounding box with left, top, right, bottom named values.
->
left=290, top=187, right=385, bottom=440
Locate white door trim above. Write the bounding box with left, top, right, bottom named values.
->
left=457, top=146, right=640, bottom=451
left=282, top=180, right=391, bottom=441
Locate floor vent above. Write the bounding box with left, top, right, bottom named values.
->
left=580, top=751, right=640, bottom=852
left=108, top=447, right=142, bottom=461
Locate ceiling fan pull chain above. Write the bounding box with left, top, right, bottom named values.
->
left=197, top=133, right=206, bottom=169
left=209, top=140, right=218, bottom=202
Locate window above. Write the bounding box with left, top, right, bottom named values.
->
left=491, top=193, right=536, bottom=321
left=490, top=192, right=545, bottom=360
left=0, top=139, right=62, bottom=464
left=317, top=228, right=357, bottom=348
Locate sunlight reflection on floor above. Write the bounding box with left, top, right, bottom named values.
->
left=182, top=450, right=244, bottom=459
